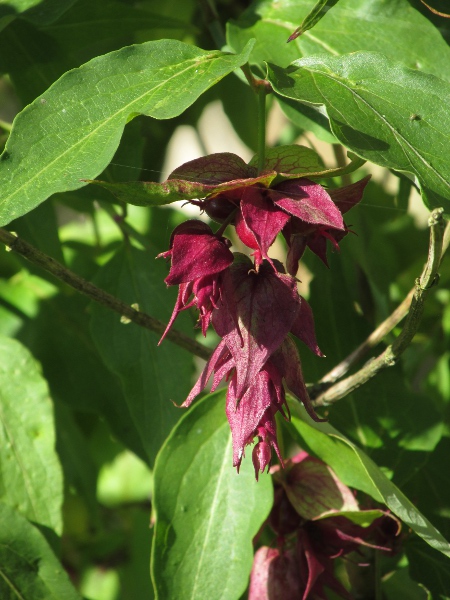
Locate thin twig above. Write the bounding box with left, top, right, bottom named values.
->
left=0, top=228, right=213, bottom=361
left=311, top=208, right=447, bottom=406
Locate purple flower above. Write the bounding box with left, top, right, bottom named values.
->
left=182, top=257, right=325, bottom=477
left=157, top=220, right=233, bottom=341
left=283, top=176, right=371, bottom=274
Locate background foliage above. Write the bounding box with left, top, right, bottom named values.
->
left=0, top=0, right=449, bottom=598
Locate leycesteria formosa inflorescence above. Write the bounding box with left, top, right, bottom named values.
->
left=151, top=145, right=370, bottom=479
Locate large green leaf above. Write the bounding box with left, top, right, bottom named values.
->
left=268, top=53, right=450, bottom=212
left=0, top=38, right=254, bottom=226
left=90, top=243, right=195, bottom=465
left=0, top=336, right=63, bottom=534
left=0, top=0, right=195, bottom=105
left=0, top=503, right=81, bottom=600
left=227, top=0, right=450, bottom=79
left=152, top=390, right=273, bottom=600
left=290, top=414, right=450, bottom=558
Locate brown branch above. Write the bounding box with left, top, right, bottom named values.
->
left=311, top=208, right=447, bottom=406
left=0, top=228, right=213, bottom=362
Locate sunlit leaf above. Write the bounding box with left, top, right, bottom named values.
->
left=0, top=504, right=81, bottom=599
left=152, top=390, right=273, bottom=600
left=0, top=335, right=63, bottom=533
left=0, top=39, right=255, bottom=226
left=268, top=52, right=450, bottom=212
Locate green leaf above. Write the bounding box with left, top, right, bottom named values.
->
left=54, top=403, right=99, bottom=518
left=268, top=52, right=450, bottom=212
left=406, top=536, right=450, bottom=600
left=287, top=0, right=341, bottom=41
left=0, top=503, right=82, bottom=599
left=290, top=415, right=450, bottom=557
left=227, top=0, right=450, bottom=79
left=0, top=0, right=76, bottom=30
left=0, top=335, right=63, bottom=534
left=152, top=390, right=273, bottom=600
left=250, top=144, right=365, bottom=179
left=89, top=163, right=275, bottom=206
left=90, top=243, right=195, bottom=465
left=0, top=38, right=255, bottom=226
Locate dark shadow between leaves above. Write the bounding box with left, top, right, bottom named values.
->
left=332, top=121, right=390, bottom=152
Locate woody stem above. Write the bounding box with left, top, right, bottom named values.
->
left=0, top=228, right=214, bottom=362
left=310, top=208, right=447, bottom=407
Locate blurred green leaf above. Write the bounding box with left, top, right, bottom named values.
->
left=97, top=450, right=152, bottom=508
left=0, top=335, right=63, bottom=533
left=406, top=536, right=450, bottom=600
left=54, top=403, right=99, bottom=518
left=0, top=0, right=76, bottom=30
left=152, top=390, right=273, bottom=600
left=227, top=0, right=450, bottom=78
left=290, top=415, right=450, bottom=557
left=382, top=566, right=431, bottom=600
left=90, top=243, right=195, bottom=465
left=0, top=38, right=255, bottom=226
left=268, top=53, right=450, bottom=212
left=0, top=503, right=82, bottom=599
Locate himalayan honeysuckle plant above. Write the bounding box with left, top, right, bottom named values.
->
left=0, top=0, right=449, bottom=599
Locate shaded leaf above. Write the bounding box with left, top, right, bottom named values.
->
left=0, top=0, right=76, bottom=30
left=0, top=335, right=63, bottom=533
left=152, top=390, right=273, bottom=600
left=406, top=536, right=450, bottom=599
left=0, top=39, right=255, bottom=225
left=268, top=52, right=450, bottom=212
left=90, top=243, right=195, bottom=465
left=0, top=503, right=81, bottom=599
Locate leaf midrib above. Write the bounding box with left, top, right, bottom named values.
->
left=306, top=66, right=450, bottom=191
left=0, top=53, right=224, bottom=210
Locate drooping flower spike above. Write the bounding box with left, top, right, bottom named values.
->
left=147, top=146, right=371, bottom=477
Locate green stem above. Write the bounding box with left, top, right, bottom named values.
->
left=257, top=84, right=267, bottom=174
left=0, top=227, right=213, bottom=362
left=215, top=208, right=237, bottom=237
left=0, top=118, right=12, bottom=132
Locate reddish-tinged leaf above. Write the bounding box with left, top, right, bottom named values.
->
left=216, top=256, right=300, bottom=398
left=272, top=338, right=325, bottom=422
left=226, top=371, right=274, bottom=468
left=239, top=187, right=291, bottom=259
left=163, top=221, right=233, bottom=285
left=88, top=171, right=276, bottom=206
left=283, top=454, right=359, bottom=521
left=290, top=296, right=324, bottom=357
left=182, top=339, right=231, bottom=407
left=271, top=179, right=344, bottom=229
left=249, top=547, right=300, bottom=600
left=249, top=145, right=324, bottom=177
left=285, top=232, right=308, bottom=276
left=328, top=175, right=371, bottom=214
left=169, top=152, right=254, bottom=184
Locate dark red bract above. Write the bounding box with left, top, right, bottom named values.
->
left=156, top=150, right=370, bottom=476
